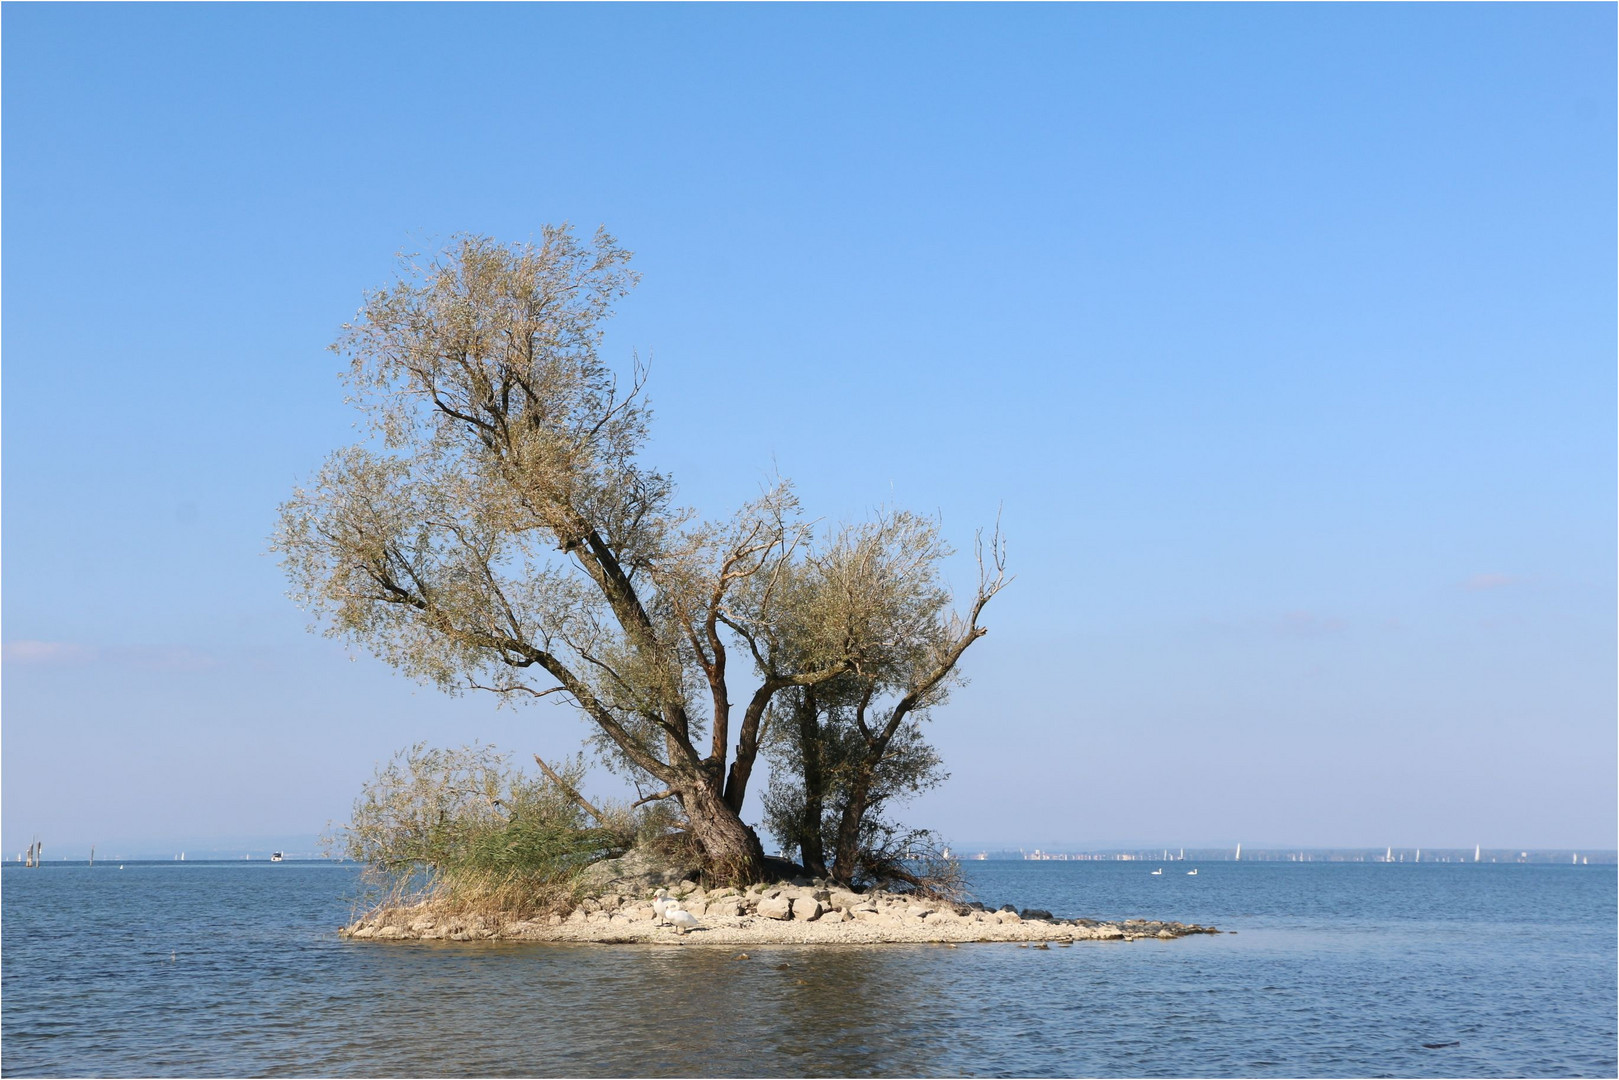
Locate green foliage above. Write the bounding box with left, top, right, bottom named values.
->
left=329, top=743, right=647, bottom=914
left=762, top=683, right=949, bottom=885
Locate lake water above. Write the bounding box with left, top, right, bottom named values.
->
left=2, top=859, right=1614, bottom=1077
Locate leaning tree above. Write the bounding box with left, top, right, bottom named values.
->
left=276, top=228, right=1003, bottom=883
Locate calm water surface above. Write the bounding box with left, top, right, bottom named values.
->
left=3, top=860, right=1614, bottom=1077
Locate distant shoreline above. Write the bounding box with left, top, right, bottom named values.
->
left=9, top=847, right=1615, bottom=865
left=960, top=847, right=1618, bottom=865
left=8, top=851, right=1615, bottom=868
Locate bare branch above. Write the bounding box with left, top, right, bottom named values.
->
left=532, top=753, right=608, bottom=826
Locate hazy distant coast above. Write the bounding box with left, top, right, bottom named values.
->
left=965, top=847, right=1615, bottom=864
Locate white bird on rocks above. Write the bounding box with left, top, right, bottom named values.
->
left=665, top=903, right=702, bottom=935
left=652, top=888, right=675, bottom=925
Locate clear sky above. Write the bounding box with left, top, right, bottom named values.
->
left=3, top=4, right=1613, bottom=858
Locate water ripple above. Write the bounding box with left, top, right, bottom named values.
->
left=2, top=862, right=1613, bottom=1077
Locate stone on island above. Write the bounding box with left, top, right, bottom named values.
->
left=341, top=877, right=1218, bottom=945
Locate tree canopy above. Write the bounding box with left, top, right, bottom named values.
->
left=276, top=228, right=1004, bottom=883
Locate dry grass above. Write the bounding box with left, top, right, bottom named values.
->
left=350, top=864, right=585, bottom=932
left=332, top=744, right=663, bottom=928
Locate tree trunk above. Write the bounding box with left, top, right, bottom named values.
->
left=681, top=779, right=767, bottom=883
left=795, top=689, right=829, bottom=877
left=829, top=769, right=874, bottom=885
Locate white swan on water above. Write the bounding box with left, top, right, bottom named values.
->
left=1151, top=868, right=1163, bottom=876
left=665, top=903, right=702, bottom=935
left=1187, top=869, right=1198, bottom=875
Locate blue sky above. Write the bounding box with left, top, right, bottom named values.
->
left=4, top=4, right=1613, bottom=858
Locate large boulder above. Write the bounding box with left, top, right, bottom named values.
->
left=756, top=895, right=793, bottom=920
left=576, top=848, right=699, bottom=894
left=791, top=899, right=823, bottom=921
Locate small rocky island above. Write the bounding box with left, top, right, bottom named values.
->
left=341, top=852, right=1218, bottom=946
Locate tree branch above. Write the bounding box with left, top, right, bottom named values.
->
left=532, top=753, right=608, bottom=826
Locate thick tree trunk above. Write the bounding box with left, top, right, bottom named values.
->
left=681, top=780, right=767, bottom=883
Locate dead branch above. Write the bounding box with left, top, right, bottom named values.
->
left=532, top=753, right=608, bottom=826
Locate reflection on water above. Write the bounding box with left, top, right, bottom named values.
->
left=2, top=862, right=1614, bottom=1077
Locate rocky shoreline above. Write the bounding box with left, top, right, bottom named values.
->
left=340, top=876, right=1219, bottom=946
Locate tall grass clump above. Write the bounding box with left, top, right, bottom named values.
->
left=328, top=743, right=665, bottom=923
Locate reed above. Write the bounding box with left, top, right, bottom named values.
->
left=332, top=743, right=683, bottom=927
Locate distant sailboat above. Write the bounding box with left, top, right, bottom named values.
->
left=1416, top=848, right=1421, bottom=863
left=1235, top=843, right=1242, bottom=862
left=1474, top=844, right=1480, bottom=862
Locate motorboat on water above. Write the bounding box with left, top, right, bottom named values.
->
left=270, top=851, right=284, bottom=862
